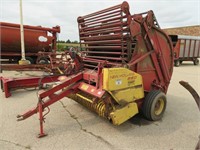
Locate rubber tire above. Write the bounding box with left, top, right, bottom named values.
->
left=194, top=59, right=199, bottom=65
left=174, top=60, right=180, bottom=67
left=25, top=57, right=34, bottom=64
left=142, top=90, right=167, bottom=121
left=38, top=57, right=49, bottom=64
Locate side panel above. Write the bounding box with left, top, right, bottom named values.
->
left=184, top=40, right=190, bottom=57
left=1, top=24, right=54, bottom=55
left=194, top=41, right=200, bottom=57
left=130, top=28, right=173, bottom=93
left=174, top=40, right=180, bottom=59
left=195, top=40, right=200, bottom=57
left=179, top=39, right=185, bottom=57
left=103, top=68, right=144, bottom=105
left=189, top=40, right=195, bottom=57
left=103, top=68, right=143, bottom=91
left=178, top=39, right=200, bottom=58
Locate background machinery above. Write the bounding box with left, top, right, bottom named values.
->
left=0, top=22, right=73, bottom=74
left=13, top=1, right=173, bottom=137
left=0, top=22, right=60, bottom=64
left=169, top=35, right=200, bottom=66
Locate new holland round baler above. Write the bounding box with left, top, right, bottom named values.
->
left=16, top=1, right=174, bottom=137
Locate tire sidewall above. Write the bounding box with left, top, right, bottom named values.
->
left=194, top=59, right=199, bottom=65
left=150, top=92, right=167, bottom=121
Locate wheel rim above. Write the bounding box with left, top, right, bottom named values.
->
left=39, top=59, right=48, bottom=64
left=154, top=98, right=164, bottom=115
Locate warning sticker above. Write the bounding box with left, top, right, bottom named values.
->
left=116, top=79, right=122, bottom=85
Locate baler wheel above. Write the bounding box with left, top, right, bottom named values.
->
left=194, top=59, right=199, bottom=65
left=142, top=90, right=166, bottom=121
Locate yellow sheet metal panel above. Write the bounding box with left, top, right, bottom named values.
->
left=103, top=68, right=144, bottom=104
left=109, top=102, right=139, bottom=125
left=111, top=85, right=144, bottom=104
left=103, top=68, right=109, bottom=90
left=103, top=68, right=143, bottom=91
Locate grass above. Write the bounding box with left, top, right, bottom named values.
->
left=57, top=43, right=82, bottom=51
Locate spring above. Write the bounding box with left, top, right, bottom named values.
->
left=67, top=92, right=107, bottom=118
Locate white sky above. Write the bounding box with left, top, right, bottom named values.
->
left=1, top=0, right=200, bottom=41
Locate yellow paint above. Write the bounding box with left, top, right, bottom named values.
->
left=67, top=68, right=145, bottom=126
left=81, top=84, right=89, bottom=91
left=103, top=68, right=144, bottom=105
left=154, top=98, right=165, bottom=115
left=76, top=93, right=93, bottom=103
left=110, top=102, right=138, bottom=125
left=18, top=59, right=30, bottom=65
left=109, top=86, right=144, bottom=104
left=56, top=67, right=64, bottom=74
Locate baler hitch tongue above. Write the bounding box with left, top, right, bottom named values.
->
left=16, top=105, right=39, bottom=121
left=16, top=73, right=83, bottom=137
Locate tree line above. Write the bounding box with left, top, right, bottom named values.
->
left=57, top=39, right=79, bottom=43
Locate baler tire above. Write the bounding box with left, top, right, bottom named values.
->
left=194, top=59, right=199, bottom=65
left=142, top=90, right=166, bottom=121
left=174, top=60, right=180, bottom=67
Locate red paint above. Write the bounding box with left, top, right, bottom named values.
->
left=0, top=75, right=59, bottom=98
left=14, top=1, right=175, bottom=137
left=0, top=22, right=60, bottom=61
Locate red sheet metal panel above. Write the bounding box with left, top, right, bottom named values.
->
left=0, top=22, right=60, bottom=57
left=78, top=82, right=105, bottom=98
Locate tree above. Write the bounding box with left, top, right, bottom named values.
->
left=73, top=40, right=78, bottom=44
left=66, top=39, right=71, bottom=43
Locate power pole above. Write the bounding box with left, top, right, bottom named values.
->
left=19, top=0, right=30, bottom=65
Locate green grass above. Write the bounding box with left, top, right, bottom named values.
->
left=57, top=43, right=81, bottom=51
left=57, top=43, right=80, bottom=47
left=57, top=43, right=87, bottom=51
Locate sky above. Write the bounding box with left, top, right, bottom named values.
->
left=1, top=0, right=200, bottom=41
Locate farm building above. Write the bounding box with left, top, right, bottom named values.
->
left=163, top=25, right=200, bottom=36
